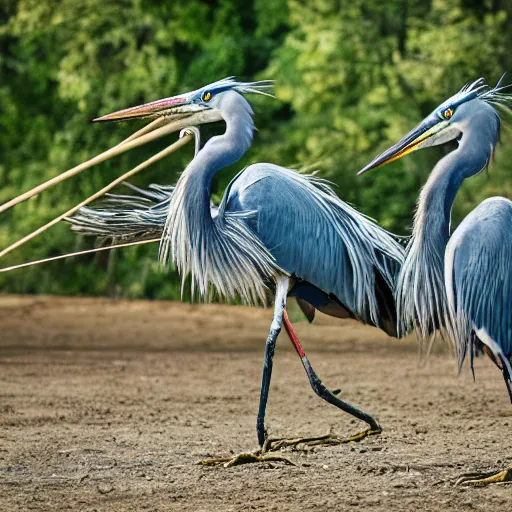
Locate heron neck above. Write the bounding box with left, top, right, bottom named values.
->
left=412, top=128, right=492, bottom=248
left=395, top=127, right=494, bottom=338
left=160, top=92, right=277, bottom=303
left=162, top=91, right=256, bottom=271
left=183, top=93, right=254, bottom=209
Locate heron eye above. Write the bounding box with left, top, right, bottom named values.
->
left=202, top=91, right=212, bottom=102
left=442, top=108, right=453, bottom=120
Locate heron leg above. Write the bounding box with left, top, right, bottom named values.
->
left=256, top=276, right=289, bottom=447
left=455, top=467, right=512, bottom=487
left=200, top=277, right=294, bottom=468
left=201, top=284, right=381, bottom=467
left=263, top=310, right=381, bottom=451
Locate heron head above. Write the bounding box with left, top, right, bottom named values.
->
left=358, top=76, right=510, bottom=175
left=92, top=77, right=273, bottom=124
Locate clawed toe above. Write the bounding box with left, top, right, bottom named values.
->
left=265, top=426, right=382, bottom=452
left=200, top=426, right=382, bottom=468
left=455, top=467, right=512, bottom=487
left=199, top=451, right=294, bottom=468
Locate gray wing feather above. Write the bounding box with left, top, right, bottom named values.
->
left=226, top=164, right=404, bottom=328
left=446, top=197, right=512, bottom=367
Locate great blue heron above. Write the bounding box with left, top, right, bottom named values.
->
left=71, top=77, right=405, bottom=466
left=359, top=77, right=512, bottom=486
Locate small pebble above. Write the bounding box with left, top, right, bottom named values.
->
left=98, top=484, right=114, bottom=495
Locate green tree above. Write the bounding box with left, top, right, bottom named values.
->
left=1, top=0, right=511, bottom=298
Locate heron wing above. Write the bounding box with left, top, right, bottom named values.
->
left=223, top=163, right=404, bottom=331
left=445, top=197, right=512, bottom=367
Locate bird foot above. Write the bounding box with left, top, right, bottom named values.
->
left=455, top=466, right=512, bottom=487
left=264, top=426, right=382, bottom=452
left=199, top=426, right=381, bottom=468
left=199, top=450, right=295, bottom=468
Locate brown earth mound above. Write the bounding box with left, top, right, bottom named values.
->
left=1, top=295, right=511, bottom=511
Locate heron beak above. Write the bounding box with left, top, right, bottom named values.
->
left=93, top=94, right=205, bottom=123
left=358, top=119, right=448, bottom=175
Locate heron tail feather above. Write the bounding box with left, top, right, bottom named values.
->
left=66, top=183, right=172, bottom=241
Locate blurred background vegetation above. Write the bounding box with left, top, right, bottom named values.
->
left=1, top=0, right=512, bottom=299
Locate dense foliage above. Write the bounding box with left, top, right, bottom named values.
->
left=1, top=0, right=511, bottom=298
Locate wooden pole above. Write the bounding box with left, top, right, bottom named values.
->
left=0, top=238, right=160, bottom=273
left=0, top=134, right=191, bottom=258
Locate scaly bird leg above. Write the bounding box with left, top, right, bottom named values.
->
left=201, top=277, right=293, bottom=468
left=455, top=466, right=512, bottom=487
left=261, top=310, right=382, bottom=451
left=255, top=276, right=289, bottom=446
left=200, top=284, right=380, bottom=468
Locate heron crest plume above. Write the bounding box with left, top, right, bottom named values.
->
left=206, top=76, right=275, bottom=98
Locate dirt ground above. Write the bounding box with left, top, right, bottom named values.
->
left=0, top=295, right=511, bottom=511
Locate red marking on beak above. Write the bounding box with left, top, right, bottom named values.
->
left=93, top=96, right=188, bottom=122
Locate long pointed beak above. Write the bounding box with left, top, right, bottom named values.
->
left=93, top=95, right=202, bottom=123
left=358, top=119, right=446, bottom=175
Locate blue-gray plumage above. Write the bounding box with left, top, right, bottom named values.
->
left=446, top=197, right=512, bottom=393
left=71, top=77, right=404, bottom=456
left=360, top=77, right=512, bottom=485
